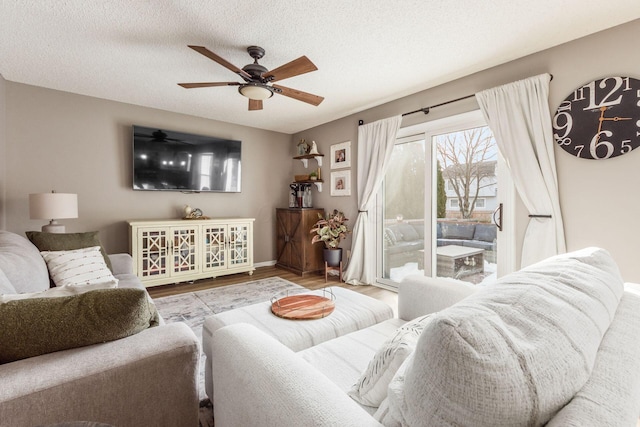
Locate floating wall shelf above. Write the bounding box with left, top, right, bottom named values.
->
left=294, top=153, right=324, bottom=168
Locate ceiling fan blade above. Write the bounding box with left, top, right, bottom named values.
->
left=248, top=99, right=263, bottom=111
left=263, top=56, right=317, bottom=82
left=188, top=45, right=252, bottom=80
left=272, top=84, right=324, bottom=106
left=178, top=82, right=241, bottom=88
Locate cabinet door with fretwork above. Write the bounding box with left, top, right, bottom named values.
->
left=170, top=226, right=199, bottom=277
left=202, top=224, right=227, bottom=272
left=228, top=222, right=252, bottom=268
left=136, top=228, right=170, bottom=280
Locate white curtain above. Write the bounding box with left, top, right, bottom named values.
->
left=343, top=115, right=402, bottom=285
left=475, top=73, right=566, bottom=267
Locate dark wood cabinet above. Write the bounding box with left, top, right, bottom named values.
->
left=276, top=208, right=324, bottom=276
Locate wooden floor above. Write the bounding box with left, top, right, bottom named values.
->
left=146, top=265, right=398, bottom=313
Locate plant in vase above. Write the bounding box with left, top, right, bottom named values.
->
left=310, top=209, right=350, bottom=267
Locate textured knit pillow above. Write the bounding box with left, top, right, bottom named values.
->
left=387, top=247, right=625, bottom=427
left=0, top=280, right=118, bottom=303
left=26, top=231, right=113, bottom=272
left=348, top=314, right=433, bottom=407
left=0, top=288, right=159, bottom=364
left=40, top=246, right=118, bottom=287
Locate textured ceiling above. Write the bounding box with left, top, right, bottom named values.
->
left=1, top=1, right=640, bottom=134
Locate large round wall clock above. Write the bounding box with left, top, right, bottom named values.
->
left=552, top=76, right=640, bottom=159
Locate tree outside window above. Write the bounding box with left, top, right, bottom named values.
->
left=436, top=127, right=497, bottom=219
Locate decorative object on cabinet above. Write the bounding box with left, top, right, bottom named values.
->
left=183, top=207, right=210, bottom=219
left=552, top=76, right=640, bottom=160
left=330, top=170, right=351, bottom=196
left=276, top=208, right=324, bottom=276
left=129, top=218, right=254, bottom=287
left=330, top=141, right=351, bottom=169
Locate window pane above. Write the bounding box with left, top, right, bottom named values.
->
left=435, top=126, right=497, bottom=284
left=382, top=138, right=425, bottom=282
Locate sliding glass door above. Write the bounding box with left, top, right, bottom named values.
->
left=377, top=110, right=514, bottom=289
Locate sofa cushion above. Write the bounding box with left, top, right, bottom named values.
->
left=440, top=223, right=476, bottom=240
left=348, top=314, right=433, bottom=407
left=393, top=224, right=420, bottom=242
left=40, top=246, right=118, bottom=287
left=473, top=223, right=497, bottom=242
left=387, top=247, right=625, bottom=427
left=26, top=231, right=113, bottom=272
left=0, top=288, right=159, bottom=364
left=0, top=231, right=50, bottom=293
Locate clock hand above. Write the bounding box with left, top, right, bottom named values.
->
left=602, top=117, right=632, bottom=121
left=595, top=106, right=607, bottom=143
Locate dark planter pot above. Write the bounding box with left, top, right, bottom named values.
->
left=323, top=248, right=343, bottom=267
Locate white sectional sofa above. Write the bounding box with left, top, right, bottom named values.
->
left=210, top=247, right=640, bottom=426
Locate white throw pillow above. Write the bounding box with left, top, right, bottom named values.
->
left=40, top=246, right=119, bottom=287
left=0, top=280, right=118, bottom=303
left=348, top=314, right=433, bottom=407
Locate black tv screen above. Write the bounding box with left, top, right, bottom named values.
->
left=132, top=125, right=241, bottom=192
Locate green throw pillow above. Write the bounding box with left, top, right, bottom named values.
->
left=26, top=231, right=113, bottom=272
left=0, top=288, right=159, bottom=364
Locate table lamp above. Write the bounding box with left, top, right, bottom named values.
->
left=29, top=191, right=78, bottom=233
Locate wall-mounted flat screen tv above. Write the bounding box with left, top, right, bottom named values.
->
left=132, top=125, right=241, bottom=192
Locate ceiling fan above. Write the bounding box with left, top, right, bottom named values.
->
left=178, top=45, right=324, bottom=111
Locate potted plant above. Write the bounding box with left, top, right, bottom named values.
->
left=310, top=209, right=350, bottom=267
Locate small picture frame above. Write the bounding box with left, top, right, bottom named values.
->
left=330, top=170, right=351, bottom=196
left=330, top=141, right=351, bottom=169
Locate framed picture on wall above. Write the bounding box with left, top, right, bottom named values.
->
left=330, top=141, right=351, bottom=169
left=330, top=170, right=351, bottom=196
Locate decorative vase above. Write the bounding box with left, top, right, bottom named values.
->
left=323, top=248, right=342, bottom=267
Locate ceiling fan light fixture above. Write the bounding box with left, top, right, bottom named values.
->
left=239, top=83, right=273, bottom=100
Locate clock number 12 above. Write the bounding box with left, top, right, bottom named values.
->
left=574, top=77, right=631, bottom=110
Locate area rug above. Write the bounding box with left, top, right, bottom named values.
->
left=153, top=277, right=305, bottom=426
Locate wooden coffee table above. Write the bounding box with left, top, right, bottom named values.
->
left=437, top=245, right=484, bottom=278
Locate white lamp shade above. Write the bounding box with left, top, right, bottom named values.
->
left=29, top=193, right=78, bottom=220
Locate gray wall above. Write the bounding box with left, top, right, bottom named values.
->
left=293, top=19, right=640, bottom=282
left=3, top=84, right=293, bottom=262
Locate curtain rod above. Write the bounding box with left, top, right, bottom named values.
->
left=358, top=74, right=553, bottom=125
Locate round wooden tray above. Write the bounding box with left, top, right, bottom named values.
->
left=271, top=293, right=335, bottom=320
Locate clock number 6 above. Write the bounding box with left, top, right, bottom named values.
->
left=590, top=131, right=614, bottom=159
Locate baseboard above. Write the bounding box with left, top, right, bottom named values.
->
left=255, top=260, right=277, bottom=268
